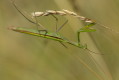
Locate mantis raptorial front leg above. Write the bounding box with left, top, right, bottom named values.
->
left=77, top=23, right=96, bottom=48
left=76, top=23, right=104, bottom=54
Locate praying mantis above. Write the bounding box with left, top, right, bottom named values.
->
left=10, top=0, right=104, bottom=54
left=10, top=1, right=119, bottom=80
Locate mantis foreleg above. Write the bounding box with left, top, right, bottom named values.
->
left=77, top=23, right=96, bottom=48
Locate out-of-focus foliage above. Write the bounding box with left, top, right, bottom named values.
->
left=0, top=0, right=119, bottom=80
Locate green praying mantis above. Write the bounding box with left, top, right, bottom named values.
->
left=10, top=0, right=106, bottom=54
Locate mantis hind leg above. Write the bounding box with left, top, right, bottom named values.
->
left=12, top=0, right=46, bottom=30
left=59, top=42, right=67, bottom=48
left=32, top=12, right=48, bottom=35
left=38, top=30, right=48, bottom=35
left=51, top=14, right=58, bottom=31
left=51, top=14, right=68, bottom=32
left=56, top=20, right=68, bottom=32
left=51, top=14, right=68, bottom=48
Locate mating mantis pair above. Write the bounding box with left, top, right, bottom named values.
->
left=10, top=1, right=103, bottom=54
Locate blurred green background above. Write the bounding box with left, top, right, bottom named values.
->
left=0, top=0, right=119, bottom=80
